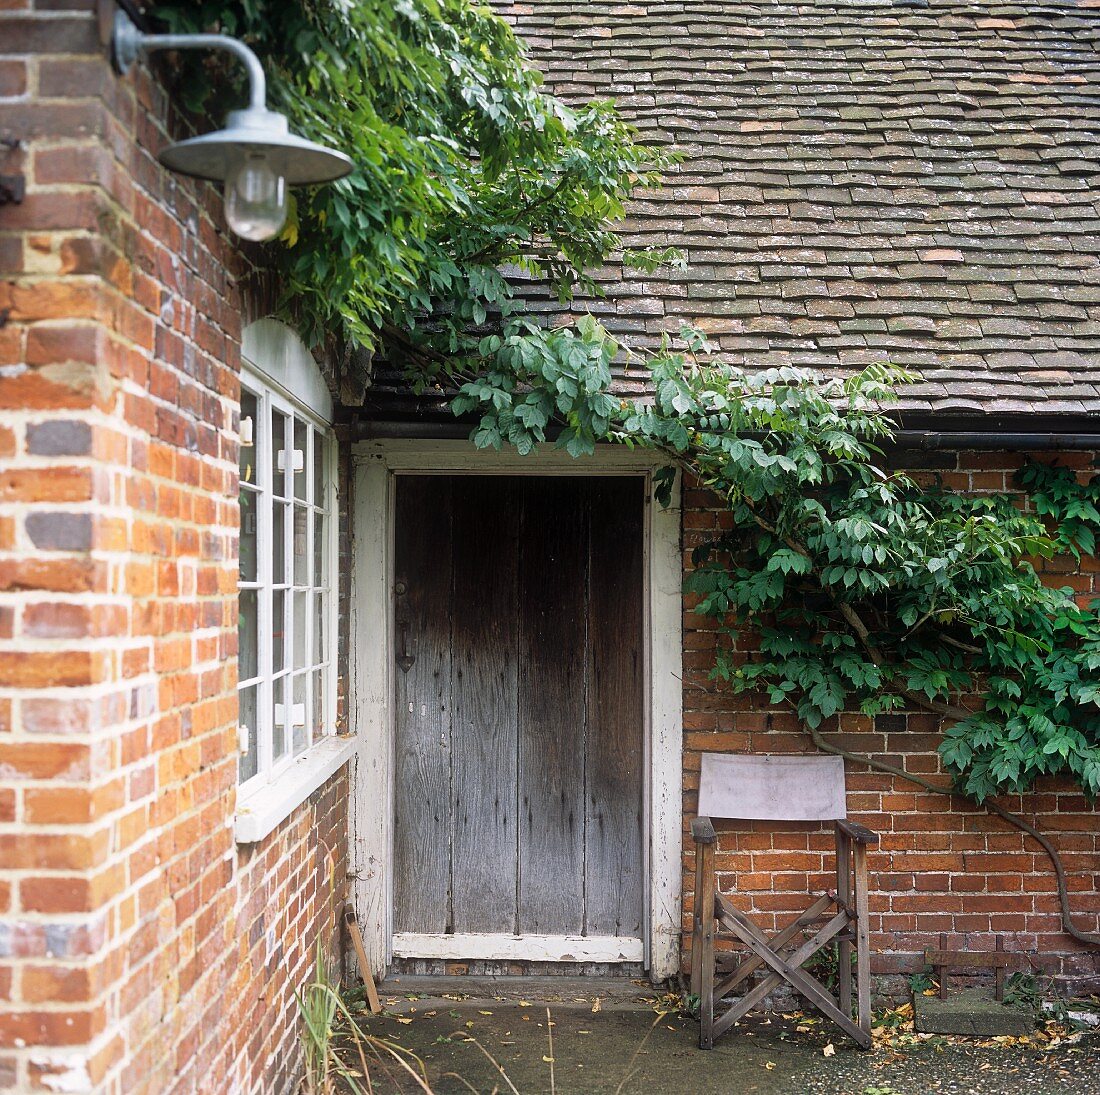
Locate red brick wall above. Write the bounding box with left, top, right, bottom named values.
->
left=682, top=450, right=1100, bottom=993
left=0, top=5, right=348, bottom=1091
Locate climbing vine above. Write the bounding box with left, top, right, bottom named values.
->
left=456, top=322, right=1100, bottom=805
left=149, top=0, right=677, bottom=375
left=149, top=2, right=1099, bottom=942
left=454, top=322, right=1100, bottom=944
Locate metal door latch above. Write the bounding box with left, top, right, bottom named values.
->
left=396, top=621, right=416, bottom=673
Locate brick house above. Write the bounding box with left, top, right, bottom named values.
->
left=1, top=0, right=1099, bottom=1092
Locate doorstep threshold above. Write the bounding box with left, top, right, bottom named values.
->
left=375, top=974, right=658, bottom=1011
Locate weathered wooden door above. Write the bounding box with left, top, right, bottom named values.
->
left=392, top=475, right=645, bottom=962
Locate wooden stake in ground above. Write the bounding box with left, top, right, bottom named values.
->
left=345, top=906, right=382, bottom=1014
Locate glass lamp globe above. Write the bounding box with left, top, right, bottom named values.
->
left=225, top=152, right=287, bottom=241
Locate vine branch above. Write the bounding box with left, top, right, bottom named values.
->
left=774, top=532, right=1100, bottom=948
left=803, top=720, right=1100, bottom=948
left=695, top=450, right=1099, bottom=948
left=454, top=328, right=1100, bottom=953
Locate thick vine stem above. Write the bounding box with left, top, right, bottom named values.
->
left=812, top=597, right=1100, bottom=948
left=804, top=724, right=1100, bottom=948
left=667, top=447, right=1098, bottom=947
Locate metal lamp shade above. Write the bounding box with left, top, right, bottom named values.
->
left=158, top=108, right=353, bottom=186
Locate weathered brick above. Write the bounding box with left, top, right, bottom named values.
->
left=25, top=512, right=92, bottom=551
left=25, top=419, right=93, bottom=456
left=0, top=60, right=27, bottom=98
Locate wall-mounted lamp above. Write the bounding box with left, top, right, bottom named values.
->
left=110, top=9, right=352, bottom=241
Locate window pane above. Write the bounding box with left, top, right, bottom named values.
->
left=312, top=668, right=325, bottom=735
left=239, top=589, right=258, bottom=682
left=272, top=588, right=286, bottom=673
left=273, top=675, right=287, bottom=760
left=313, top=429, right=325, bottom=506
left=293, top=672, right=309, bottom=755
left=240, top=388, right=258, bottom=485
left=240, top=488, right=257, bottom=582
left=271, top=409, right=288, bottom=498
left=294, top=504, right=309, bottom=586
left=313, top=512, right=324, bottom=589
left=294, top=418, right=308, bottom=501
left=294, top=591, right=309, bottom=671
left=238, top=685, right=258, bottom=782
left=273, top=501, right=287, bottom=585
left=313, top=593, right=325, bottom=667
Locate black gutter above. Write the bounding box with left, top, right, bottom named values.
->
left=892, top=432, right=1100, bottom=451
left=353, top=417, right=1100, bottom=451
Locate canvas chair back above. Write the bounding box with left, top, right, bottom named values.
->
left=698, top=753, right=847, bottom=822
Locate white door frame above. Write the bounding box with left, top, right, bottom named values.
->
left=349, top=439, right=683, bottom=981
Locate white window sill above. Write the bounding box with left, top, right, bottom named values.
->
left=235, top=735, right=357, bottom=845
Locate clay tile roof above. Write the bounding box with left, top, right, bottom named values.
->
left=490, top=0, right=1100, bottom=418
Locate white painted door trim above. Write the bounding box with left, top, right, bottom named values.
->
left=392, top=933, right=644, bottom=964
left=350, top=440, right=683, bottom=981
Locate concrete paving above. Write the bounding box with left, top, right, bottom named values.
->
left=356, top=981, right=1100, bottom=1095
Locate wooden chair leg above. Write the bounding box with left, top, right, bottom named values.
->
left=690, top=828, right=708, bottom=999
left=697, top=838, right=717, bottom=1050
left=853, top=840, right=871, bottom=1040
left=834, top=825, right=853, bottom=1020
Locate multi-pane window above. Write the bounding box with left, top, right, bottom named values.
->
left=238, top=374, right=336, bottom=790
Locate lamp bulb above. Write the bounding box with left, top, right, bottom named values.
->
left=224, top=152, right=287, bottom=241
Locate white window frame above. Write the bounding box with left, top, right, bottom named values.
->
left=235, top=320, right=355, bottom=844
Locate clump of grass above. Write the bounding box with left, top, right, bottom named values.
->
left=300, top=962, right=673, bottom=1095
left=297, top=944, right=434, bottom=1094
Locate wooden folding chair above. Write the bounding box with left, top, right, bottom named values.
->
left=689, top=753, right=878, bottom=1050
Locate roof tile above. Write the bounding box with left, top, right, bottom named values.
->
left=485, top=0, right=1100, bottom=415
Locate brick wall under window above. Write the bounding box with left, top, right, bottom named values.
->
left=681, top=449, right=1100, bottom=993
left=0, top=5, right=348, bottom=1091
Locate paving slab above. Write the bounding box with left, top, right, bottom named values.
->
left=914, top=988, right=1035, bottom=1038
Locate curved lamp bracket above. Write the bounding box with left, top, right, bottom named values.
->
left=107, top=8, right=352, bottom=188
left=111, top=9, right=267, bottom=113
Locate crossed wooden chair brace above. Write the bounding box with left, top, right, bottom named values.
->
left=689, top=754, right=879, bottom=1050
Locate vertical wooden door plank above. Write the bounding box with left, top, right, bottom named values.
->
left=517, top=478, right=588, bottom=936
left=393, top=476, right=453, bottom=935
left=451, top=477, right=521, bottom=934
left=584, top=478, right=645, bottom=938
